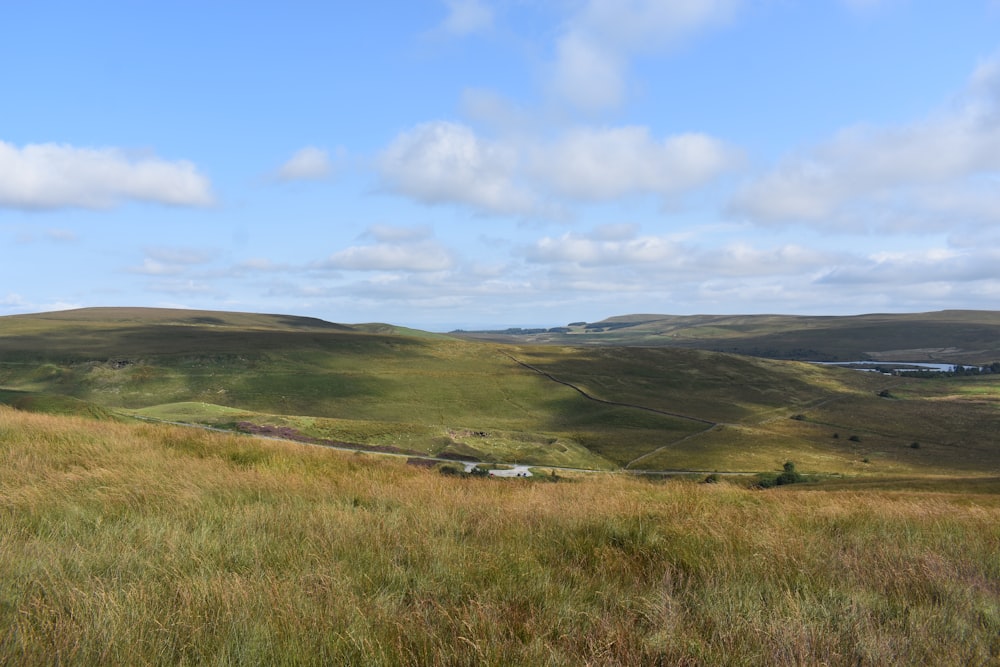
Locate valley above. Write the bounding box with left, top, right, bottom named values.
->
left=1, top=307, right=998, bottom=478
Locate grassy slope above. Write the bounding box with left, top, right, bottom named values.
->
left=2, top=308, right=999, bottom=475
left=1, top=407, right=998, bottom=666
left=457, top=310, right=1000, bottom=363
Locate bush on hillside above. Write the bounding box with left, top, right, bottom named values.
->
left=437, top=463, right=464, bottom=476
left=756, top=461, right=803, bottom=489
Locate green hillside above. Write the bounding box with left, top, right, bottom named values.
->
left=454, top=310, right=1000, bottom=363
left=1, top=307, right=998, bottom=476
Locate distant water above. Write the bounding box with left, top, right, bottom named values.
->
left=813, top=361, right=967, bottom=372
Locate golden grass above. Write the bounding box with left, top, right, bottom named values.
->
left=2, top=406, right=999, bottom=665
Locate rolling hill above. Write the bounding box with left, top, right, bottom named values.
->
left=1, top=307, right=998, bottom=476
left=452, top=310, right=1000, bottom=364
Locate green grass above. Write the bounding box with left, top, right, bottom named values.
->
left=1, top=407, right=999, bottom=665
left=2, top=307, right=999, bottom=475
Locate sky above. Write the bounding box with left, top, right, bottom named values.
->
left=3, top=0, right=1000, bottom=330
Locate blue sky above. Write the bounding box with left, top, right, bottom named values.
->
left=3, top=1, right=1000, bottom=330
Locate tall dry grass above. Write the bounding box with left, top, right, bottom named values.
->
left=1, top=405, right=998, bottom=665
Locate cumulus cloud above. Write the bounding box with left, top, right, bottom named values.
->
left=440, top=0, right=493, bottom=36
left=320, top=225, right=455, bottom=272
left=550, top=0, right=741, bottom=110
left=276, top=146, right=337, bottom=182
left=531, top=126, right=742, bottom=199
left=378, top=121, right=536, bottom=216
left=379, top=122, right=738, bottom=215
left=731, top=53, right=1000, bottom=231
left=0, top=141, right=213, bottom=210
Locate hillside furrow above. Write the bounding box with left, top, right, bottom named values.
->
left=502, top=352, right=717, bottom=426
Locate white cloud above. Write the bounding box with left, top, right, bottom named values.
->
left=440, top=0, right=493, bottom=36
left=276, top=146, right=336, bottom=182
left=523, top=228, right=833, bottom=281
left=0, top=141, right=213, bottom=210
left=128, top=247, right=215, bottom=276
left=531, top=126, right=741, bottom=200
left=379, top=122, right=737, bottom=215
left=524, top=230, right=685, bottom=266
left=550, top=0, right=741, bottom=110
left=731, top=53, right=1000, bottom=230
left=320, top=225, right=455, bottom=272
left=128, top=259, right=186, bottom=276
left=378, top=121, right=536, bottom=216
left=704, top=243, right=834, bottom=277
left=148, top=280, right=215, bottom=295
left=324, top=244, right=454, bottom=272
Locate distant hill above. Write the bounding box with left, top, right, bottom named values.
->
left=2, top=307, right=999, bottom=476
left=452, top=310, right=1000, bottom=364
left=4, top=306, right=351, bottom=331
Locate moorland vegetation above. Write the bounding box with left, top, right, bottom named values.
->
left=1, top=406, right=999, bottom=665
left=1, top=307, right=999, bottom=664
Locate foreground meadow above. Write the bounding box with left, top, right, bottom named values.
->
left=1, top=406, right=998, bottom=665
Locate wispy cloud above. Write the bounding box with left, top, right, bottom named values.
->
left=127, top=247, right=216, bottom=276
left=549, top=0, right=742, bottom=111
left=318, top=224, right=455, bottom=272
left=731, top=53, right=1000, bottom=232
left=275, top=146, right=340, bottom=182
left=439, top=0, right=493, bottom=36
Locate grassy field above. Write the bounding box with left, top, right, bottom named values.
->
left=1, top=308, right=999, bottom=475
left=1, top=406, right=999, bottom=665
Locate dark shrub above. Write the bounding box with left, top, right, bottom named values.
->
left=775, top=461, right=801, bottom=486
